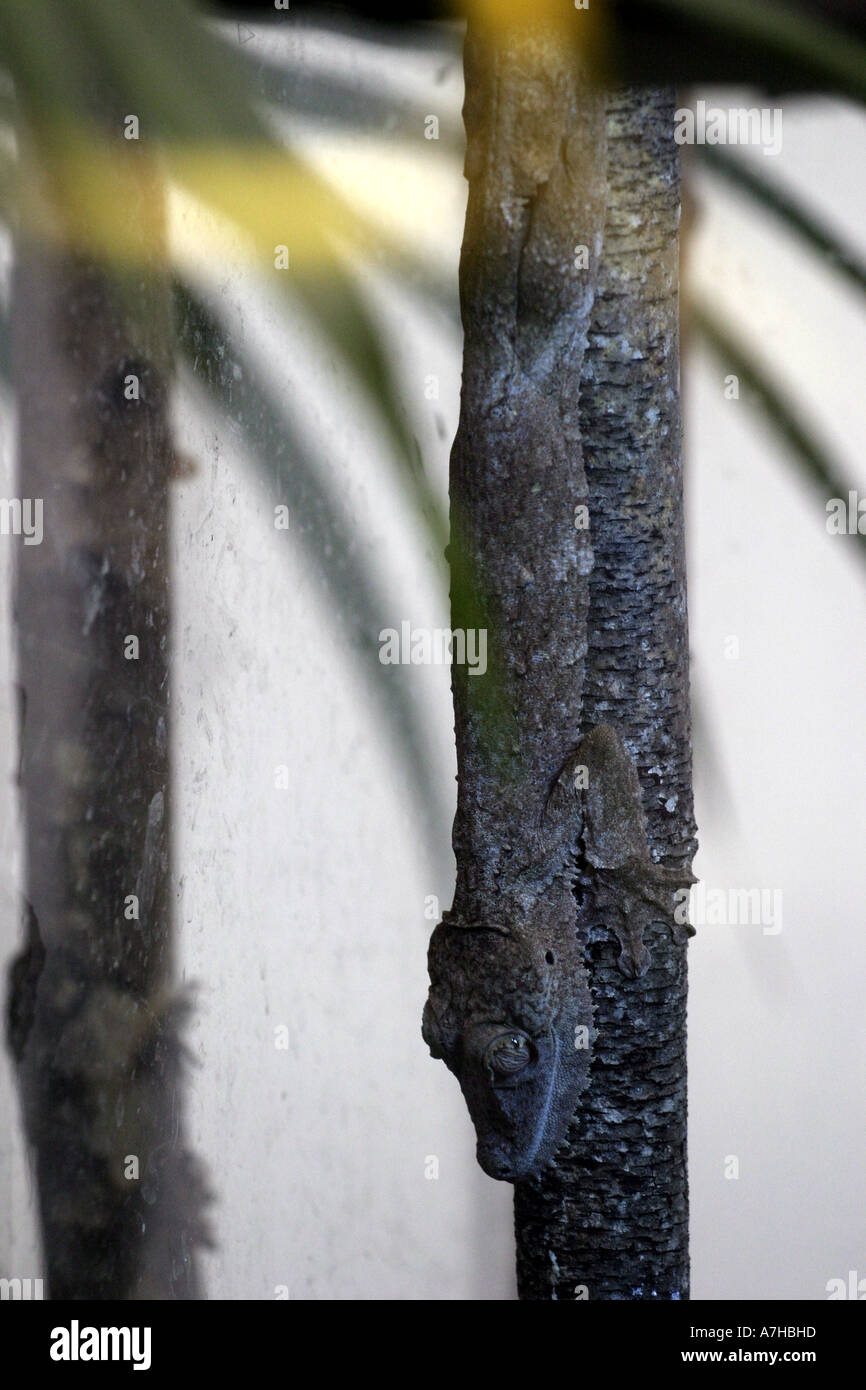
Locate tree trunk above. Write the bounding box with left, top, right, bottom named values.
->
left=6, top=126, right=207, bottom=1298
left=430, top=19, right=696, bottom=1300
left=514, top=85, right=696, bottom=1302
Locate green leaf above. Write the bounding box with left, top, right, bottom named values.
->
left=0, top=0, right=96, bottom=129
left=75, top=0, right=264, bottom=142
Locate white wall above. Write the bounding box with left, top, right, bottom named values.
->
left=686, top=93, right=866, bottom=1299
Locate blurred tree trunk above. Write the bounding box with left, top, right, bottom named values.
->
left=5, top=121, right=206, bottom=1298
left=451, top=21, right=697, bottom=1300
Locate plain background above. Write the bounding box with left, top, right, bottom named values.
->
left=1, top=24, right=865, bottom=1299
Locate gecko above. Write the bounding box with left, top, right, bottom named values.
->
left=422, top=723, right=695, bottom=1182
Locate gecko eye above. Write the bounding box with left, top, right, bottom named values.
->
left=484, top=1031, right=533, bottom=1079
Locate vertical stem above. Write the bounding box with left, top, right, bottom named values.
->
left=514, top=87, right=695, bottom=1301
left=7, top=129, right=206, bottom=1297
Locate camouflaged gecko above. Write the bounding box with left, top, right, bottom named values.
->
left=422, top=724, right=695, bottom=1181
left=422, top=30, right=695, bottom=1185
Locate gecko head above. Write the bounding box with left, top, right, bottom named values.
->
left=422, top=908, right=593, bottom=1182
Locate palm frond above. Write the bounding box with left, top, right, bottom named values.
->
left=173, top=280, right=451, bottom=845
left=691, top=300, right=866, bottom=565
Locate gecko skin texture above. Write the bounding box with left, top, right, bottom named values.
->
left=423, top=723, right=695, bottom=1182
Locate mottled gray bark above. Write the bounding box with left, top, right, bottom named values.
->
left=514, top=87, right=696, bottom=1302
left=6, top=133, right=207, bottom=1298
left=440, top=22, right=696, bottom=1300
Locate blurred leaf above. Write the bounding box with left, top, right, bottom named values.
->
left=287, top=265, right=447, bottom=547
left=75, top=0, right=266, bottom=143
left=1, top=0, right=439, bottom=547
left=0, top=0, right=473, bottom=841
left=172, top=280, right=451, bottom=843
left=0, top=1, right=90, bottom=129
left=691, top=300, right=866, bottom=564
left=651, top=0, right=866, bottom=103
left=0, top=299, right=9, bottom=385
left=244, top=48, right=463, bottom=152
left=696, top=144, right=866, bottom=299
left=0, top=0, right=602, bottom=829
left=0, top=76, right=14, bottom=127
left=0, top=142, right=15, bottom=222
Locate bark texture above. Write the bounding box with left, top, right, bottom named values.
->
left=446, top=21, right=696, bottom=1299
left=514, top=86, right=696, bottom=1302
left=6, top=131, right=206, bottom=1298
